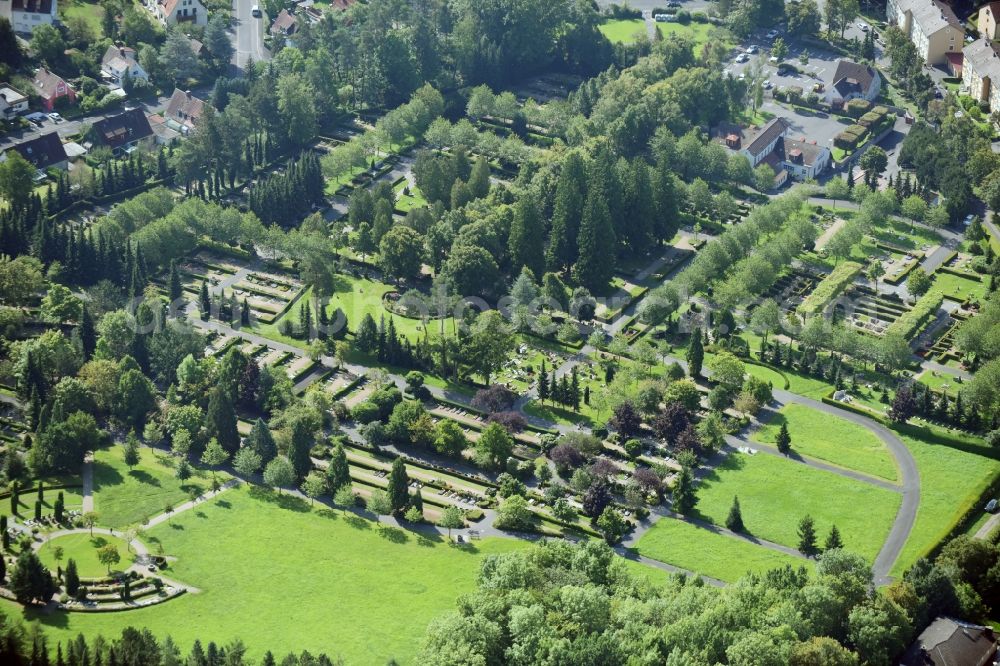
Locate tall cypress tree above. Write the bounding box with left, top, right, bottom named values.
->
left=79, top=305, right=96, bottom=360
left=205, top=386, right=239, bottom=454
left=572, top=179, right=616, bottom=292
left=545, top=152, right=587, bottom=272
left=169, top=259, right=183, bottom=303
left=387, top=457, right=410, bottom=515
left=508, top=190, right=545, bottom=278
left=326, top=442, right=351, bottom=492
left=687, top=329, right=704, bottom=378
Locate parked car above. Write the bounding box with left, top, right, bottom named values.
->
left=766, top=28, right=780, bottom=39
left=747, top=45, right=759, bottom=53
left=987, top=498, right=998, bottom=513
left=47, top=112, right=63, bottom=123
left=666, top=1, right=681, bottom=6
left=735, top=53, right=749, bottom=63
left=251, top=4, right=261, bottom=17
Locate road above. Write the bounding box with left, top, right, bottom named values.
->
left=232, top=0, right=270, bottom=70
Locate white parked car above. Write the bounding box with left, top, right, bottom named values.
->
left=735, top=53, right=749, bottom=63
left=766, top=29, right=780, bottom=39
left=746, top=45, right=759, bottom=54
left=47, top=112, right=63, bottom=123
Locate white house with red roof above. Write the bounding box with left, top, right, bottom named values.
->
left=145, top=0, right=206, bottom=27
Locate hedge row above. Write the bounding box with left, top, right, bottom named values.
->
left=886, top=290, right=944, bottom=338
left=798, top=262, right=863, bottom=316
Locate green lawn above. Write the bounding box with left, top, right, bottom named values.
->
left=598, top=18, right=729, bottom=50
left=752, top=404, right=898, bottom=482
left=932, top=271, right=987, bottom=303
left=38, top=533, right=133, bottom=578
left=598, top=19, right=649, bottom=43
left=891, top=424, right=1000, bottom=577
left=6, top=485, right=535, bottom=663
left=91, top=446, right=222, bottom=529
left=252, top=278, right=455, bottom=348
left=693, top=451, right=901, bottom=562
left=634, top=516, right=812, bottom=582
left=2, top=485, right=84, bottom=520
left=59, top=0, right=104, bottom=35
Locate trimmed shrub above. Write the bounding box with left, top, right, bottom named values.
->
left=846, top=98, right=872, bottom=118
left=886, top=291, right=944, bottom=338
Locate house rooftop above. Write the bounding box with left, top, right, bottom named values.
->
left=896, top=0, right=963, bottom=34
left=31, top=68, right=72, bottom=99
left=963, top=38, right=1000, bottom=82
left=270, top=9, right=298, bottom=35
left=900, top=617, right=997, bottom=666
left=743, top=117, right=791, bottom=157
left=831, top=59, right=877, bottom=98
left=165, top=88, right=206, bottom=127
left=6, top=132, right=67, bottom=170
left=91, top=108, right=154, bottom=149
left=0, top=85, right=27, bottom=106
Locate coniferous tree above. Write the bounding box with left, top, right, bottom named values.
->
left=245, top=418, right=277, bottom=463
left=326, top=442, right=351, bottom=492
left=825, top=524, right=844, bottom=551
left=546, top=152, right=587, bottom=271
left=572, top=177, right=616, bottom=292
left=205, top=386, right=240, bottom=454
left=775, top=422, right=792, bottom=454
left=726, top=495, right=744, bottom=533
left=798, top=515, right=818, bottom=556
left=79, top=306, right=96, bottom=360
left=387, top=457, right=410, bottom=515
left=169, top=259, right=183, bottom=303
left=672, top=465, right=697, bottom=514
left=508, top=190, right=545, bottom=278
left=687, top=329, right=704, bottom=378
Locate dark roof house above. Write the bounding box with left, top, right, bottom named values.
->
left=91, top=108, right=154, bottom=151
left=830, top=60, right=880, bottom=101
left=6, top=132, right=68, bottom=170
left=900, top=617, right=997, bottom=666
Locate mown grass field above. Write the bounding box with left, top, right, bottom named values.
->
left=91, top=446, right=222, bottom=529
left=38, top=533, right=133, bottom=578
left=634, top=516, right=812, bottom=582
left=5, top=486, right=533, bottom=663
left=692, top=451, right=900, bottom=562
left=891, top=424, right=1000, bottom=576
left=752, top=404, right=898, bottom=482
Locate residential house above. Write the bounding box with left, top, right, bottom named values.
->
left=827, top=59, right=881, bottom=105
left=0, top=0, right=58, bottom=34
left=900, top=617, right=997, bottom=666
left=775, top=137, right=831, bottom=181
left=31, top=68, right=75, bottom=111
left=188, top=37, right=204, bottom=58
left=0, top=84, right=28, bottom=120
left=716, top=117, right=829, bottom=186
left=886, top=0, right=964, bottom=65
left=145, top=0, right=207, bottom=27
left=269, top=9, right=298, bottom=42
left=980, top=1, right=1000, bottom=40
left=963, top=37, right=1000, bottom=110
left=101, top=45, right=149, bottom=87
left=164, top=88, right=205, bottom=134
left=3, top=132, right=68, bottom=171
left=728, top=117, right=791, bottom=168
left=148, top=114, right=181, bottom=145
left=90, top=108, right=154, bottom=153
